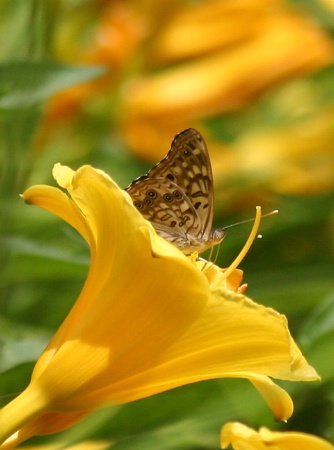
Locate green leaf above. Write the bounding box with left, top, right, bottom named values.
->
left=0, top=316, right=50, bottom=372
left=0, top=61, right=106, bottom=110
left=299, top=292, right=334, bottom=348
left=0, top=236, right=88, bottom=283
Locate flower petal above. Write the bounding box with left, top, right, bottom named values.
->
left=249, top=375, right=293, bottom=421
left=22, top=182, right=92, bottom=245
left=92, top=286, right=317, bottom=420
left=221, top=422, right=334, bottom=450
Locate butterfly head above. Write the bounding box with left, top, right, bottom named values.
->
left=212, top=228, right=226, bottom=246
left=179, top=228, right=226, bottom=255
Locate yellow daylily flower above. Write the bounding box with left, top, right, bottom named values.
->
left=0, top=164, right=319, bottom=448
left=221, top=422, right=334, bottom=449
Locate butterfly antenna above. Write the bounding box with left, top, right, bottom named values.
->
left=202, top=210, right=277, bottom=272
left=221, top=210, right=278, bottom=232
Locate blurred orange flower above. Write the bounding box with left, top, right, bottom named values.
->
left=39, top=0, right=334, bottom=199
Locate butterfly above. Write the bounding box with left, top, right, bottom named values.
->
left=125, top=128, right=226, bottom=255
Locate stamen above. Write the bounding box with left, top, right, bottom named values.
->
left=221, top=206, right=264, bottom=282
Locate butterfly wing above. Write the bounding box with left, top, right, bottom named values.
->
left=125, top=128, right=216, bottom=253
left=126, top=176, right=202, bottom=251
left=146, top=128, right=214, bottom=241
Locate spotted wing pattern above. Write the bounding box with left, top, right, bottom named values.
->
left=125, top=128, right=225, bottom=254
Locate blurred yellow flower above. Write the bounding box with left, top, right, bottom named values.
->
left=44, top=0, right=334, bottom=143
left=0, top=164, right=319, bottom=448
left=16, top=442, right=111, bottom=450
left=221, top=422, right=334, bottom=449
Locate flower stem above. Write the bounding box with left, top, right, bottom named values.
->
left=0, top=385, right=48, bottom=447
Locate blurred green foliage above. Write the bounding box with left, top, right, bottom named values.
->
left=0, top=0, right=333, bottom=449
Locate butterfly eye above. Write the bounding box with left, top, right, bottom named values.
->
left=163, top=193, right=173, bottom=202
left=173, top=190, right=182, bottom=200
left=134, top=201, right=143, bottom=209
left=147, top=190, right=158, bottom=199
left=183, top=149, right=190, bottom=156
